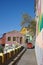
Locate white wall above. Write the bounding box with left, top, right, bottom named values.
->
left=41, top=0, right=43, bottom=14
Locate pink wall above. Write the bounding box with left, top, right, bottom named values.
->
left=5, top=31, right=24, bottom=44
left=0, top=31, right=24, bottom=44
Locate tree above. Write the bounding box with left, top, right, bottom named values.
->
left=20, top=14, right=32, bottom=27
left=20, top=14, right=36, bottom=36
left=28, top=19, right=36, bottom=36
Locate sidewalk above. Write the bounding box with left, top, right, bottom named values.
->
left=16, top=49, right=37, bottom=65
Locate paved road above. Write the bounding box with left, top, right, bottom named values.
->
left=16, top=49, right=37, bottom=65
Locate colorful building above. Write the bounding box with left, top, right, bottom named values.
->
left=0, top=30, right=24, bottom=45
left=20, top=27, right=27, bottom=35
left=35, top=0, right=43, bottom=65
left=20, top=27, right=33, bottom=43
left=35, top=0, right=43, bottom=35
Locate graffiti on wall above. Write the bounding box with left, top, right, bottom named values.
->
left=37, top=0, right=43, bottom=33
left=38, top=15, right=43, bottom=32
left=36, top=0, right=43, bottom=65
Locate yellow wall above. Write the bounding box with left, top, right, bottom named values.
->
left=20, top=28, right=27, bottom=35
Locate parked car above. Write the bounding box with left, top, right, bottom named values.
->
left=27, top=42, right=34, bottom=49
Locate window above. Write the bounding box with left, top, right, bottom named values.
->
left=13, top=37, right=16, bottom=41
left=8, top=37, right=11, bottom=41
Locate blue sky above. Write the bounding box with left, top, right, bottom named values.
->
left=0, top=0, right=34, bottom=35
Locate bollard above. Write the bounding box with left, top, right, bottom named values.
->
left=11, top=51, right=14, bottom=57
left=9, top=52, right=11, bottom=59
left=17, top=46, right=21, bottom=53
left=0, top=53, right=4, bottom=64
left=6, top=53, right=11, bottom=60
left=15, top=48, right=18, bottom=56
left=14, top=49, right=15, bottom=55
left=4, top=53, right=8, bottom=62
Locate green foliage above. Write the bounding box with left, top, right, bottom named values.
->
left=21, top=14, right=32, bottom=27
left=0, top=46, right=3, bottom=53
left=28, top=19, right=36, bottom=35
left=20, top=14, right=36, bottom=36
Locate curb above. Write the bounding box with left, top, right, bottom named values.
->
left=8, top=48, right=26, bottom=65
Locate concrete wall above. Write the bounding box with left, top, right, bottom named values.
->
left=35, top=0, right=43, bottom=65
left=36, top=0, right=43, bottom=35
left=41, top=0, right=43, bottom=14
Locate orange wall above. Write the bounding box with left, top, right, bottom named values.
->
left=0, top=38, right=2, bottom=44
left=2, top=35, right=6, bottom=44
left=0, top=35, right=6, bottom=44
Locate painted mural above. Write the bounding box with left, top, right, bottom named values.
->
left=35, top=0, right=43, bottom=65
left=37, top=0, right=41, bottom=33
left=37, top=0, right=43, bottom=33
left=38, top=15, right=43, bottom=32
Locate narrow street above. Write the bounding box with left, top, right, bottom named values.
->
left=16, top=49, right=37, bottom=65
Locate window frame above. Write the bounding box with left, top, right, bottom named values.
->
left=13, top=37, right=16, bottom=41
left=8, top=37, right=11, bottom=41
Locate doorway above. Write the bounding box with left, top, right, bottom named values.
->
left=20, top=37, right=22, bottom=44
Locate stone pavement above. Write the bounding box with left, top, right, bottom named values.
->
left=16, top=49, right=37, bottom=65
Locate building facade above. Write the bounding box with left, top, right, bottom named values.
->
left=20, top=27, right=33, bottom=43
left=35, top=0, right=43, bottom=35
left=35, top=0, right=43, bottom=65
left=0, top=30, right=24, bottom=45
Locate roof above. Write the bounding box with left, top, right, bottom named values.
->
left=20, top=27, right=29, bottom=32
left=7, top=30, right=19, bottom=33
left=4, top=30, right=24, bottom=36
left=0, top=30, right=24, bottom=39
